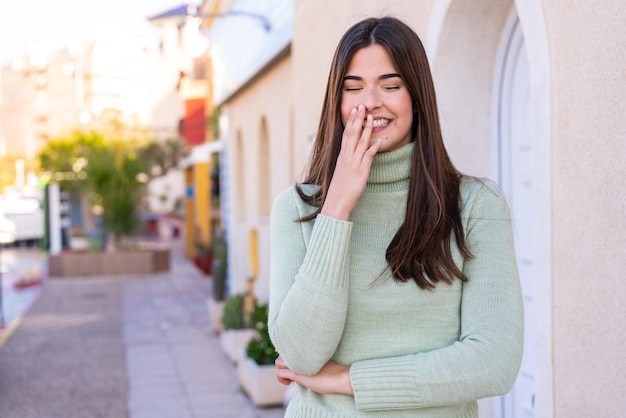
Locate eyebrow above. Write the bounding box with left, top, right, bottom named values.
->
left=343, top=73, right=402, bottom=81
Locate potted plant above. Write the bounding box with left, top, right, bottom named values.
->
left=192, top=239, right=213, bottom=275
left=237, top=303, right=288, bottom=407
left=219, top=293, right=258, bottom=364
left=211, top=227, right=227, bottom=301
left=40, top=128, right=175, bottom=276
left=207, top=227, right=227, bottom=333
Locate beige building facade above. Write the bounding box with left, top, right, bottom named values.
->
left=212, top=0, right=625, bottom=416
left=0, top=25, right=150, bottom=158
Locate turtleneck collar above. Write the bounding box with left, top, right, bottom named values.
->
left=366, top=141, right=414, bottom=192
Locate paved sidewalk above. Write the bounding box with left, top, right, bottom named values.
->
left=0, top=240, right=285, bottom=418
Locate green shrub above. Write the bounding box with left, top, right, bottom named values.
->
left=245, top=303, right=279, bottom=365
left=222, top=293, right=260, bottom=330
left=222, top=294, right=246, bottom=330
left=211, top=228, right=227, bottom=301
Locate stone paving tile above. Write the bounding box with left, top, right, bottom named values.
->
left=130, top=407, right=193, bottom=418
left=123, top=240, right=286, bottom=418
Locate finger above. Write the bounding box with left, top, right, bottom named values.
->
left=276, top=368, right=293, bottom=385
left=275, top=356, right=288, bottom=369
left=344, top=105, right=366, bottom=152
left=341, top=107, right=357, bottom=152
left=362, top=138, right=382, bottom=164
left=276, top=371, right=293, bottom=385
left=276, top=369, right=295, bottom=385
left=356, top=114, right=373, bottom=155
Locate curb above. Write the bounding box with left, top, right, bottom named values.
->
left=0, top=316, right=23, bottom=350
left=0, top=279, right=46, bottom=351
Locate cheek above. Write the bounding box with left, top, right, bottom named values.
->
left=340, top=101, right=353, bottom=125
left=396, top=96, right=414, bottom=125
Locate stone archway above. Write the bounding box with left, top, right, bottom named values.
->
left=427, top=1, right=552, bottom=417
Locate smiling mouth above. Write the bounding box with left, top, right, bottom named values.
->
left=364, top=118, right=391, bottom=129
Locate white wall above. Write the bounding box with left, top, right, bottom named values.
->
left=222, top=56, right=293, bottom=302
left=542, top=0, right=626, bottom=415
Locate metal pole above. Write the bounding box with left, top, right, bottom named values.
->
left=48, top=183, right=62, bottom=255
left=0, top=212, right=15, bottom=328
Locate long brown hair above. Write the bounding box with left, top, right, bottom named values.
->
left=296, top=17, right=472, bottom=290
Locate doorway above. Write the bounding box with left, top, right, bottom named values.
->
left=493, top=8, right=535, bottom=418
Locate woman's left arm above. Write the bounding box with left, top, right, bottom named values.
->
left=283, top=181, right=524, bottom=411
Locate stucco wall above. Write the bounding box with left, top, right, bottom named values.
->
left=431, top=0, right=511, bottom=178
left=543, top=0, right=626, bottom=415
left=223, top=55, right=292, bottom=302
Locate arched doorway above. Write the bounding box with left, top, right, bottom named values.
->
left=493, top=8, right=534, bottom=418
left=430, top=0, right=552, bottom=416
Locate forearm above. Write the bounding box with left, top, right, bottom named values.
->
left=349, top=181, right=524, bottom=411
left=349, top=326, right=522, bottom=411
left=270, top=278, right=349, bottom=375
left=269, top=209, right=353, bottom=375
left=349, top=298, right=523, bottom=411
left=276, top=358, right=354, bottom=396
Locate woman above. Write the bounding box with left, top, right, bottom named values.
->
left=269, top=16, right=523, bottom=417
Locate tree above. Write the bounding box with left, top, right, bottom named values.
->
left=136, top=137, right=184, bottom=179
left=39, top=130, right=149, bottom=249
left=38, top=111, right=185, bottom=250
left=86, top=140, right=148, bottom=247
left=38, top=131, right=105, bottom=192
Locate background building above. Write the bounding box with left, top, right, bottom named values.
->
left=0, top=3, right=210, bottom=218
left=204, top=0, right=293, bottom=301
left=0, top=24, right=148, bottom=158
left=143, top=3, right=211, bottom=218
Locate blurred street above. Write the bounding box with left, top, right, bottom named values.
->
left=0, top=239, right=285, bottom=418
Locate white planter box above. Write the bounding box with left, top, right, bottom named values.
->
left=237, top=354, right=288, bottom=407
left=219, top=329, right=257, bottom=364
left=206, top=299, right=225, bottom=334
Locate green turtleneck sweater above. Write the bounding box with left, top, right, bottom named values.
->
left=269, top=142, right=523, bottom=417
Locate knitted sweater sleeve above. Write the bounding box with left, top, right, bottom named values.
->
left=349, top=181, right=524, bottom=411
left=268, top=186, right=353, bottom=375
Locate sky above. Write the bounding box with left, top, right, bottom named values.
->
left=0, top=0, right=189, bottom=66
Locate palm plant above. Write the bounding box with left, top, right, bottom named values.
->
left=86, top=141, right=147, bottom=248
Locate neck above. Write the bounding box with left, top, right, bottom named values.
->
left=366, top=142, right=414, bottom=192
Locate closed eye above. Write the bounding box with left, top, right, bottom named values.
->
left=382, top=85, right=401, bottom=91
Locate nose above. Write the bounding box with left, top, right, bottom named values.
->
left=363, top=87, right=381, bottom=112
